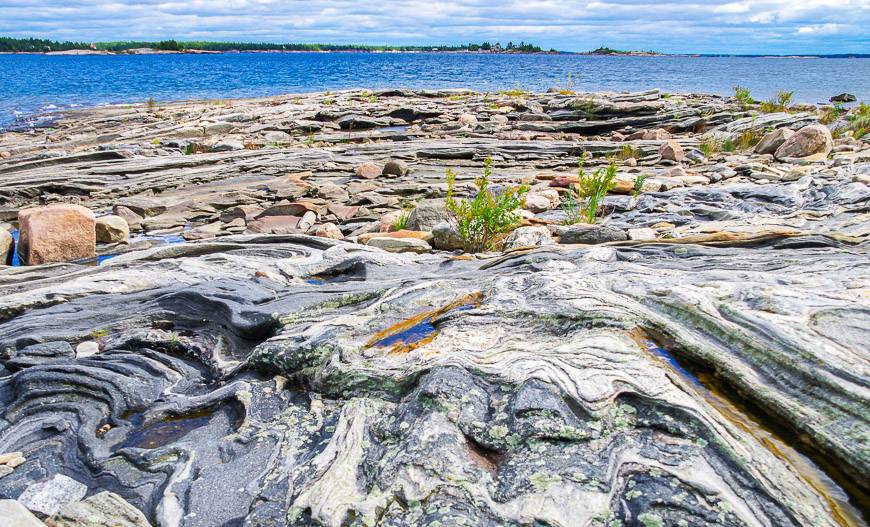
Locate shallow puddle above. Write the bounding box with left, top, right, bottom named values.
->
left=367, top=292, right=483, bottom=354
left=119, top=409, right=214, bottom=449
left=635, top=330, right=867, bottom=527
left=6, top=228, right=186, bottom=267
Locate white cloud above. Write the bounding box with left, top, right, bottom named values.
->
left=0, top=0, right=868, bottom=53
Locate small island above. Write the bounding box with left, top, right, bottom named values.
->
left=0, top=37, right=558, bottom=54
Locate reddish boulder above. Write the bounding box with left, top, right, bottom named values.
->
left=247, top=215, right=302, bottom=234
left=18, top=204, right=96, bottom=265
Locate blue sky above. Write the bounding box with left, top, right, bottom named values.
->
left=1, top=0, right=868, bottom=54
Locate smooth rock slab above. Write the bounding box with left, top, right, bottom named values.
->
left=560, top=224, right=628, bottom=244
left=365, top=236, right=432, bottom=253
left=17, top=474, right=87, bottom=517
left=50, top=491, right=151, bottom=527
left=0, top=500, right=46, bottom=527
left=18, top=204, right=95, bottom=265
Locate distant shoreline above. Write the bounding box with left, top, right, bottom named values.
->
left=1, top=49, right=868, bottom=59
left=0, top=49, right=868, bottom=59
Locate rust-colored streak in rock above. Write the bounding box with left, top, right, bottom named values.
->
left=365, top=291, right=484, bottom=354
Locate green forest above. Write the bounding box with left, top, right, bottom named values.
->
left=0, top=37, right=548, bottom=53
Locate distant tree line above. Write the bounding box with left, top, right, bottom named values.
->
left=0, top=37, right=551, bottom=53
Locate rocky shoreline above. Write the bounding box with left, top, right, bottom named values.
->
left=0, top=88, right=868, bottom=526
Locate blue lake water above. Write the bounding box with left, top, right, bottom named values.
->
left=1, top=53, right=869, bottom=128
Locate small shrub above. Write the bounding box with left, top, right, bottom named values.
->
left=616, top=144, right=638, bottom=161
left=699, top=137, right=721, bottom=157
left=737, top=129, right=761, bottom=150
left=561, top=155, right=618, bottom=224
left=632, top=174, right=648, bottom=198
left=759, top=90, right=794, bottom=113
left=820, top=104, right=844, bottom=124
left=445, top=157, right=528, bottom=252
left=499, top=83, right=528, bottom=97
left=723, top=137, right=735, bottom=152
left=393, top=205, right=413, bottom=231
left=575, top=98, right=599, bottom=119
left=733, top=86, right=754, bottom=109
left=146, top=97, right=156, bottom=113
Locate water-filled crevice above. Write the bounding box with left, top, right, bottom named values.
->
left=636, top=329, right=868, bottom=527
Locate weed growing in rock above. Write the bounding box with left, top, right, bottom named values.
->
left=499, top=83, right=528, bottom=98
left=147, top=97, right=156, bottom=113
left=733, top=86, right=754, bottom=109
left=393, top=205, right=414, bottom=231
left=759, top=90, right=794, bottom=113
left=820, top=104, right=845, bottom=124
left=699, top=137, right=721, bottom=157
left=723, top=137, right=736, bottom=152
left=561, top=154, right=618, bottom=224
left=575, top=98, right=599, bottom=119
left=445, top=157, right=528, bottom=252
left=737, top=129, right=761, bottom=150
left=848, top=102, right=869, bottom=138
left=632, top=174, right=648, bottom=197
left=616, top=144, right=638, bottom=161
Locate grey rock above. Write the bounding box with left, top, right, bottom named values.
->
left=382, top=159, right=410, bottom=177
left=559, top=224, right=628, bottom=244
left=431, top=221, right=464, bottom=251
left=502, top=226, right=554, bottom=251
left=775, top=124, right=833, bottom=160
left=50, top=491, right=151, bottom=527
left=406, top=199, right=449, bottom=231
left=830, top=93, right=856, bottom=103
left=17, top=474, right=87, bottom=517
left=0, top=500, right=46, bottom=527
left=210, top=140, right=245, bottom=152
left=6, top=341, right=74, bottom=370
left=365, top=236, right=431, bottom=253
left=755, top=128, right=795, bottom=155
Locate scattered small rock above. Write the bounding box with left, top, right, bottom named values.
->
left=659, top=140, right=685, bottom=162
left=355, top=162, right=383, bottom=179
left=50, top=491, right=151, bottom=527
left=382, top=159, right=409, bottom=177
left=17, top=474, right=88, bottom=517
left=503, top=226, right=554, bottom=251
left=95, top=215, right=129, bottom=243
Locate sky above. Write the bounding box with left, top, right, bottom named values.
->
left=0, top=0, right=868, bottom=55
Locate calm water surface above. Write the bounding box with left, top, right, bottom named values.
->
left=1, top=53, right=868, bottom=127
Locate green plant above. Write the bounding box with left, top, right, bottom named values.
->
left=699, top=137, right=721, bottom=157
left=847, top=103, right=870, bottom=139
left=393, top=205, right=414, bottom=231
left=184, top=144, right=195, bottom=155
left=306, top=130, right=315, bottom=146
left=820, top=104, right=844, bottom=124
left=445, top=157, right=528, bottom=252
left=723, top=137, right=735, bottom=152
left=323, top=97, right=335, bottom=106
left=632, top=174, right=648, bottom=198
left=616, top=144, right=637, bottom=161
left=146, top=97, right=156, bottom=113
left=733, top=86, right=754, bottom=108
left=737, top=129, right=761, bottom=150
left=561, top=155, right=618, bottom=224
left=759, top=90, right=794, bottom=113
left=499, top=83, right=527, bottom=97
left=576, top=98, right=599, bottom=119
left=90, top=329, right=109, bottom=339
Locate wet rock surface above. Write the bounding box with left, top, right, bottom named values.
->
left=0, top=89, right=868, bottom=526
